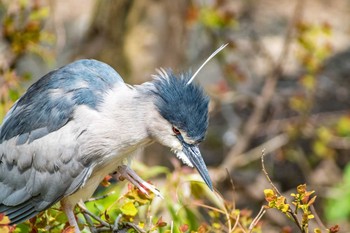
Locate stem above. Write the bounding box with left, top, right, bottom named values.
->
left=249, top=206, right=266, bottom=232
left=261, top=150, right=304, bottom=232
left=261, top=149, right=282, bottom=196
left=78, top=202, right=111, bottom=228
left=216, top=0, right=305, bottom=182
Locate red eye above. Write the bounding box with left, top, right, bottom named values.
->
left=172, top=126, right=180, bottom=135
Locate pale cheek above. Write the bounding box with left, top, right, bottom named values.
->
left=158, top=135, right=182, bottom=151
left=169, top=139, right=182, bottom=151
left=148, top=115, right=182, bottom=150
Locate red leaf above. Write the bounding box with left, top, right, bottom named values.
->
left=179, top=224, right=189, bottom=232
left=101, top=175, right=112, bottom=187
left=156, top=216, right=167, bottom=228
left=62, top=226, right=76, bottom=233
left=329, top=225, right=340, bottom=233
left=127, top=183, right=133, bottom=191
left=29, top=226, right=38, bottom=233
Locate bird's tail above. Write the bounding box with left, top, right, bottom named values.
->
left=0, top=202, right=40, bottom=225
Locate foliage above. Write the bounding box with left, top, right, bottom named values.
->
left=0, top=213, right=15, bottom=233
left=325, top=163, right=350, bottom=222
left=0, top=0, right=54, bottom=121
left=262, top=156, right=339, bottom=233
left=264, top=185, right=318, bottom=232
left=6, top=163, right=261, bottom=232
left=6, top=160, right=336, bottom=233
left=0, top=0, right=349, bottom=232
left=196, top=1, right=349, bottom=231
left=263, top=184, right=341, bottom=233
left=192, top=3, right=237, bottom=30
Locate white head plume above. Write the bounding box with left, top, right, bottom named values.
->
left=186, top=43, right=228, bottom=85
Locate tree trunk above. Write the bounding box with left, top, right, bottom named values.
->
left=78, top=0, right=189, bottom=83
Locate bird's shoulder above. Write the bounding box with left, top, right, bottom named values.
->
left=0, top=59, right=124, bottom=144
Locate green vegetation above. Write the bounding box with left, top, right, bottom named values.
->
left=1, top=0, right=349, bottom=232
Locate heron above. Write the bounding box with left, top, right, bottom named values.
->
left=0, top=44, right=227, bottom=232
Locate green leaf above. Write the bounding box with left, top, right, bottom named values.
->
left=29, top=7, right=49, bottom=21
left=336, top=116, right=350, bottom=137
left=325, top=163, right=350, bottom=221
left=120, top=202, right=138, bottom=217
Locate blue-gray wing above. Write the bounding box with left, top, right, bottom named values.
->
left=0, top=59, right=123, bottom=144
left=0, top=59, right=122, bottom=223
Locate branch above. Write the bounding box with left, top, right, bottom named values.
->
left=78, top=202, right=111, bottom=228
left=223, top=133, right=289, bottom=168
left=85, top=191, right=116, bottom=202
left=249, top=206, right=266, bottom=233
left=216, top=0, right=304, bottom=180
left=261, top=149, right=281, bottom=196
left=261, top=150, right=304, bottom=232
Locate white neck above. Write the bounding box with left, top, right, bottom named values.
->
left=62, top=83, right=160, bottom=206
left=73, top=84, right=156, bottom=170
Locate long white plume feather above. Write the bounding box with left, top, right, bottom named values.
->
left=186, top=43, right=228, bottom=85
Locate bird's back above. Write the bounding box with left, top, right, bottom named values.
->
left=0, top=59, right=123, bottom=144
left=0, top=59, right=124, bottom=224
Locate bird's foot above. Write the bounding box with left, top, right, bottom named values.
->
left=116, top=165, right=164, bottom=199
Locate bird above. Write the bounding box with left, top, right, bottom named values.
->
left=0, top=44, right=227, bottom=232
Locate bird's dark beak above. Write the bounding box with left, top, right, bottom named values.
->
left=182, top=144, right=213, bottom=191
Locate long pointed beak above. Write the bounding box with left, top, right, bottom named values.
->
left=182, top=144, right=213, bottom=191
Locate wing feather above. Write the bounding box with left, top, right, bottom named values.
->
left=0, top=59, right=122, bottom=144
left=0, top=59, right=122, bottom=224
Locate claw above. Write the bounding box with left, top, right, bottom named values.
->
left=115, top=165, right=164, bottom=199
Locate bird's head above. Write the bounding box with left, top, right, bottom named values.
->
left=147, top=69, right=212, bottom=190
left=142, top=44, right=227, bottom=190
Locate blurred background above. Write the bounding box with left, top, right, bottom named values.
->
left=1, top=0, right=350, bottom=232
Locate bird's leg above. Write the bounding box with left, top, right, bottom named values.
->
left=115, top=165, right=164, bottom=199
left=61, top=199, right=81, bottom=233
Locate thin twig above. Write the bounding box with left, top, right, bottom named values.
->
left=226, top=168, right=236, bottom=211
left=289, top=211, right=304, bottom=233
left=86, top=191, right=115, bottom=202
left=96, top=227, right=116, bottom=232
left=190, top=201, right=248, bottom=233
left=261, top=150, right=304, bottom=232
left=112, top=214, right=122, bottom=232
left=223, top=200, right=232, bottom=233
left=217, top=0, right=305, bottom=181
left=82, top=211, right=98, bottom=233
left=124, top=222, right=147, bottom=233
left=78, top=202, right=111, bottom=228
left=191, top=201, right=229, bottom=215
left=261, top=149, right=282, bottom=196
left=238, top=222, right=248, bottom=233
left=222, top=169, right=234, bottom=232
left=249, top=206, right=266, bottom=232
left=231, top=212, right=240, bottom=232
left=225, top=134, right=289, bottom=168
